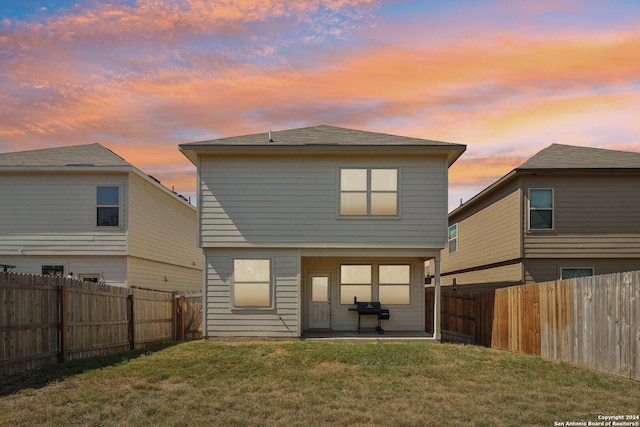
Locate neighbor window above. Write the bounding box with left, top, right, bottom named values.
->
left=529, top=188, right=553, bottom=230
left=448, top=224, right=458, bottom=254
left=42, top=265, right=64, bottom=277
left=340, top=168, right=398, bottom=216
left=233, top=259, right=271, bottom=308
left=97, top=186, right=120, bottom=227
left=340, top=265, right=372, bottom=304
left=378, top=265, right=411, bottom=305
left=560, top=268, right=594, bottom=280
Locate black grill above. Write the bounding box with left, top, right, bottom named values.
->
left=352, top=301, right=390, bottom=334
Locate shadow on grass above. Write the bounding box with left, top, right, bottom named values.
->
left=0, top=342, right=176, bottom=397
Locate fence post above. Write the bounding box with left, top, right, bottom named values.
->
left=128, top=291, right=135, bottom=350
left=59, top=282, right=69, bottom=363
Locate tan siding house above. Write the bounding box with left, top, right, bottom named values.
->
left=0, top=144, right=202, bottom=291
left=180, top=125, right=466, bottom=338
left=440, top=144, right=640, bottom=288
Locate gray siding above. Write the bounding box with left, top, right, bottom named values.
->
left=204, top=248, right=300, bottom=337
left=0, top=172, right=128, bottom=256
left=523, top=174, right=640, bottom=257
left=198, top=154, right=448, bottom=248
left=525, top=258, right=640, bottom=283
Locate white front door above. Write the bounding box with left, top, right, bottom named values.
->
left=309, top=275, right=331, bottom=329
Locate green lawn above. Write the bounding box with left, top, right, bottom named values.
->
left=1, top=340, right=639, bottom=426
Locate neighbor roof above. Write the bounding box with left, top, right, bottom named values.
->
left=0, top=143, right=130, bottom=168
left=518, top=143, right=640, bottom=171
left=0, top=143, right=194, bottom=208
left=450, top=143, right=640, bottom=217
left=180, top=125, right=466, bottom=166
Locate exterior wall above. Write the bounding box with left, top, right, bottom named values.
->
left=523, top=173, right=640, bottom=258
left=127, top=256, right=203, bottom=291
left=440, top=181, right=523, bottom=282
left=204, top=248, right=300, bottom=338
left=302, top=256, right=426, bottom=332
left=0, top=172, right=128, bottom=256
left=525, top=258, right=640, bottom=283
left=440, top=262, right=523, bottom=287
left=0, top=255, right=127, bottom=286
left=127, top=173, right=202, bottom=290
left=198, top=153, right=448, bottom=249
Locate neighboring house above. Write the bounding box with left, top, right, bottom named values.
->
left=440, top=143, right=640, bottom=288
left=0, top=143, right=203, bottom=291
left=179, top=125, right=466, bottom=338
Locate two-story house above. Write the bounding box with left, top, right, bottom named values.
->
left=0, top=143, right=203, bottom=291
left=180, top=125, right=466, bottom=338
left=440, top=143, right=640, bottom=288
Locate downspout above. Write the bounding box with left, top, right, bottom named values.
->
left=434, top=253, right=441, bottom=340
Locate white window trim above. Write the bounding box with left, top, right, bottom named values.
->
left=339, top=263, right=412, bottom=306
left=448, top=223, right=458, bottom=254
left=96, top=185, right=123, bottom=229
left=528, top=188, right=554, bottom=231
left=337, top=167, right=400, bottom=219
left=560, top=267, right=595, bottom=280
left=231, top=258, right=274, bottom=310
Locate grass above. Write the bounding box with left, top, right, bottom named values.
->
left=1, top=340, right=639, bottom=426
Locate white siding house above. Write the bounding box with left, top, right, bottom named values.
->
left=180, top=125, right=465, bottom=338
left=0, top=143, right=202, bottom=291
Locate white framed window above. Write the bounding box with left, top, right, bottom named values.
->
left=97, top=186, right=120, bottom=227
left=378, top=265, right=411, bottom=305
left=448, top=224, right=458, bottom=254
left=339, top=168, right=398, bottom=216
left=528, top=188, right=554, bottom=230
left=232, top=259, right=272, bottom=308
left=42, top=265, right=64, bottom=277
left=340, top=265, right=372, bottom=304
left=560, top=267, right=594, bottom=280
left=340, top=264, right=411, bottom=305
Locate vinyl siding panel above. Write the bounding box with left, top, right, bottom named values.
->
left=441, top=183, right=522, bottom=275
left=523, top=174, right=640, bottom=257
left=127, top=256, right=202, bottom=291
left=1, top=255, right=127, bottom=286
left=204, top=249, right=300, bottom=337
left=127, top=173, right=202, bottom=273
left=0, top=172, right=128, bottom=255
left=440, top=262, right=523, bottom=287
left=525, top=258, right=640, bottom=283
left=198, top=154, right=448, bottom=248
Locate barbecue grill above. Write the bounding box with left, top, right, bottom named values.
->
left=351, top=301, right=390, bottom=334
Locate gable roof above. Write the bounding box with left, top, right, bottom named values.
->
left=180, top=125, right=466, bottom=166
left=518, top=143, right=640, bottom=171
left=450, top=143, right=640, bottom=217
left=0, top=143, right=131, bottom=168
left=0, top=143, right=194, bottom=208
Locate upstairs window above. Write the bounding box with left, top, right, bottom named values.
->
left=529, top=188, right=553, bottom=230
left=448, top=224, right=458, bottom=254
left=97, top=186, right=120, bottom=227
left=340, top=168, right=398, bottom=216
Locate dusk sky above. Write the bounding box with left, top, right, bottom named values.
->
left=2, top=0, right=639, bottom=211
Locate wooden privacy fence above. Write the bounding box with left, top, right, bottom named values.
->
left=1, top=273, right=202, bottom=375
left=426, top=271, right=640, bottom=381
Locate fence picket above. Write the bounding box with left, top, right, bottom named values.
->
left=428, top=270, right=640, bottom=381
left=1, top=273, right=202, bottom=375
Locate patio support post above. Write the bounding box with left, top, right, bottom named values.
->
left=433, top=254, right=441, bottom=340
